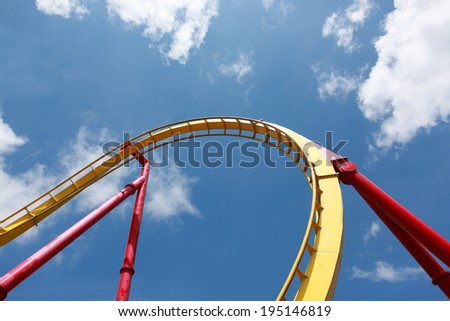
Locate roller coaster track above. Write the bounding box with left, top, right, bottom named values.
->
left=0, top=117, right=344, bottom=301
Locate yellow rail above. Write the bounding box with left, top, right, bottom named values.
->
left=0, top=117, right=343, bottom=300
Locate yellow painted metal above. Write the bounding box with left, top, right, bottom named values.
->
left=0, top=117, right=344, bottom=301
left=272, top=125, right=344, bottom=301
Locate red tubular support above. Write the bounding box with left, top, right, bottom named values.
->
left=116, top=161, right=150, bottom=301
left=333, top=159, right=450, bottom=298
left=361, top=195, right=450, bottom=298
left=334, top=160, right=450, bottom=268
left=0, top=174, right=146, bottom=301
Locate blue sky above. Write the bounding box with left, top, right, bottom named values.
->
left=0, top=0, right=449, bottom=301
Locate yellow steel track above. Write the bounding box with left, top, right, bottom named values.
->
left=0, top=117, right=343, bottom=300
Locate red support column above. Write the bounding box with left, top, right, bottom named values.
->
left=334, top=159, right=450, bottom=268
left=0, top=175, right=147, bottom=301
left=361, top=195, right=450, bottom=298
left=333, top=159, right=450, bottom=298
left=116, top=161, right=150, bottom=301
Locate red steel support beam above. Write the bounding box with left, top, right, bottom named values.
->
left=361, top=194, right=450, bottom=298
left=333, top=159, right=450, bottom=298
left=334, top=159, right=450, bottom=268
left=0, top=174, right=147, bottom=301
left=116, top=160, right=150, bottom=301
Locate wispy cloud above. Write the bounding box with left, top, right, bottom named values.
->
left=322, top=0, right=374, bottom=53
left=0, top=114, right=58, bottom=244
left=0, top=114, right=200, bottom=244
left=0, top=114, right=56, bottom=219
left=35, top=0, right=219, bottom=65
left=218, top=53, right=254, bottom=83
left=262, top=0, right=274, bottom=11
left=350, top=260, right=424, bottom=283
left=0, top=113, right=28, bottom=154
left=358, top=0, right=450, bottom=150
left=312, top=65, right=361, bottom=101
left=55, top=127, right=201, bottom=221
left=59, top=126, right=130, bottom=213
left=35, top=0, right=89, bottom=19
left=145, top=164, right=199, bottom=220
left=0, top=123, right=125, bottom=244
left=363, top=221, right=380, bottom=243
left=261, top=0, right=294, bottom=29
left=106, top=0, right=219, bottom=64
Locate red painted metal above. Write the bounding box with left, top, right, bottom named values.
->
left=0, top=174, right=146, bottom=301
left=333, top=159, right=450, bottom=298
left=116, top=161, right=150, bottom=301
left=334, top=159, right=450, bottom=267
left=361, top=195, right=450, bottom=298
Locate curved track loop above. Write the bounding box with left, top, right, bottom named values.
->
left=0, top=117, right=343, bottom=300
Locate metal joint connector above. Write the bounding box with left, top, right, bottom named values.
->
left=124, top=183, right=138, bottom=194
left=0, top=283, right=7, bottom=301
left=432, top=270, right=450, bottom=285
left=119, top=266, right=135, bottom=276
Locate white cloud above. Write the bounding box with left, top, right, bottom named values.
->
left=0, top=114, right=202, bottom=270
left=0, top=116, right=199, bottom=245
left=278, top=1, right=294, bottom=17
left=35, top=0, right=219, bottom=64
left=262, top=0, right=274, bottom=11
left=0, top=124, right=123, bottom=244
left=0, top=115, right=58, bottom=243
left=322, top=0, right=375, bottom=53
left=218, top=53, right=254, bottom=83
left=2, top=164, right=57, bottom=215
left=59, top=126, right=130, bottom=213
left=0, top=114, right=27, bottom=154
left=358, top=0, right=450, bottom=149
left=145, top=164, right=199, bottom=220
left=35, top=0, right=89, bottom=19
left=350, top=260, right=424, bottom=282
left=261, top=0, right=294, bottom=29
left=106, top=0, right=219, bottom=64
left=0, top=116, right=56, bottom=218
left=363, top=221, right=380, bottom=243
left=64, top=132, right=202, bottom=221
left=313, top=66, right=360, bottom=101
